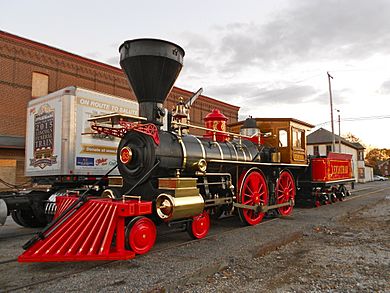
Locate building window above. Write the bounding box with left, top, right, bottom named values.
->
left=358, top=168, right=365, bottom=179
left=32, top=72, right=49, bottom=98
left=326, top=145, right=332, bottom=155
left=358, top=150, right=364, bottom=161
left=314, top=146, right=319, bottom=156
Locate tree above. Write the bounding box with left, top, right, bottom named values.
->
left=343, top=132, right=362, bottom=143
left=365, top=148, right=390, bottom=175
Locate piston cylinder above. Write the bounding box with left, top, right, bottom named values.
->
left=155, top=177, right=205, bottom=221
left=155, top=193, right=204, bottom=221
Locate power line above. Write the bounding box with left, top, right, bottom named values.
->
left=316, top=115, right=390, bottom=126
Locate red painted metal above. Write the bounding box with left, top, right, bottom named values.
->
left=203, top=109, right=229, bottom=142
left=275, top=171, right=295, bottom=216
left=238, top=169, right=268, bottom=225
left=126, top=216, right=157, bottom=254
left=311, top=153, right=353, bottom=182
left=18, top=196, right=153, bottom=262
left=188, top=210, right=210, bottom=239
left=119, top=121, right=160, bottom=145
left=53, top=196, right=75, bottom=218
left=91, top=121, right=160, bottom=145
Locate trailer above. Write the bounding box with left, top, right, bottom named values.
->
left=0, top=86, right=138, bottom=227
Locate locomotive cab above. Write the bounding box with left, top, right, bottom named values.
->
left=229, top=118, right=314, bottom=164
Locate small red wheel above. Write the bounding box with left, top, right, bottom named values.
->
left=187, top=210, right=210, bottom=239
left=125, top=216, right=156, bottom=255
left=275, top=171, right=296, bottom=216
left=238, top=169, right=268, bottom=226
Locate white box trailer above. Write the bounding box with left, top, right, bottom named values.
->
left=25, top=86, right=138, bottom=178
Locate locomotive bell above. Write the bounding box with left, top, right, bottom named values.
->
left=119, top=39, right=185, bottom=127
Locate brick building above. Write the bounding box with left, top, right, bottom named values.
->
left=377, top=159, right=390, bottom=176
left=0, top=30, right=239, bottom=187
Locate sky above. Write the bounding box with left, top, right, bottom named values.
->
left=1, top=0, right=390, bottom=148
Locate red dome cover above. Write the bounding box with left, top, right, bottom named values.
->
left=204, top=109, right=227, bottom=121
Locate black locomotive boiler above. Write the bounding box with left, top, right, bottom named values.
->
left=18, top=39, right=352, bottom=262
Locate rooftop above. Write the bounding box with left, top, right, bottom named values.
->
left=307, top=128, right=365, bottom=150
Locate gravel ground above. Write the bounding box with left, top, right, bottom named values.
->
left=1, top=182, right=389, bottom=292
left=179, top=193, right=390, bottom=292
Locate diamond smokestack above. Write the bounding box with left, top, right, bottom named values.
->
left=119, top=39, right=185, bottom=126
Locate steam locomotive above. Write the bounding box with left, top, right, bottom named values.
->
left=18, top=39, right=353, bottom=262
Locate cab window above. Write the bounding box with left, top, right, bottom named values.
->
left=292, top=128, right=305, bottom=149
left=279, top=129, right=288, bottom=147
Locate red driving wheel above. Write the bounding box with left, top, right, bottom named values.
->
left=275, top=171, right=296, bottom=216
left=238, top=169, right=268, bottom=225
left=125, top=216, right=156, bottom=255
left=187, top=210, right=210, bottom=239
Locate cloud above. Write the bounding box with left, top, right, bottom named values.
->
left=248, top=85, right=317, bottom=104
left=180, top=32, right=214, bottom=54
left=313, top=88, right=351, bottom=105
left=207, top=83, right=318, bottom=105
left=207, top=82, right=258, bottom=98
left=217, top=0, right=390, bottom=71
left=85, top=51, right=100, bottom=58
left=181, top=58, right=210, bottom=75
left=379, top=79, right=390, bottom=94
left=106, top=56, right=119, bottom=66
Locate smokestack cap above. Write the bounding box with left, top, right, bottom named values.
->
left=119, top=39, right=185, bottom=104
left=119, top=38, right=185, bottom=61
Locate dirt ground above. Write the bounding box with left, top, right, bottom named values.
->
left=176, top=194, right=390, bottom=292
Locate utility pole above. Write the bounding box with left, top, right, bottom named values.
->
left=337, top=109, right=341, bottom=152
left=327, top=72, right=335, bottom=152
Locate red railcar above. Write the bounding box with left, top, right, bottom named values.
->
left=311, top=153, right=353, bottom=182
left=297, top=153, right=354, bottom=207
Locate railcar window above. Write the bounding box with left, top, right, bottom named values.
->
left=279, top=129, right=288, bottom=147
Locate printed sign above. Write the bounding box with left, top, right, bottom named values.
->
left=76, top=157, right=95, bottom=166
left=29, top=104, right=58, bottom=169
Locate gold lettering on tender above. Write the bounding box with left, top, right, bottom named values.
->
left=332, top=165, right=348, bottom=175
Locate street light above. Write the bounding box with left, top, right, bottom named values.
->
left=327, top=72, right=335, bottom=152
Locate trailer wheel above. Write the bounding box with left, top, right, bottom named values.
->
left=11, top=210, right=24, bottom=226
left=11, top=209, right=46, bottom=228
